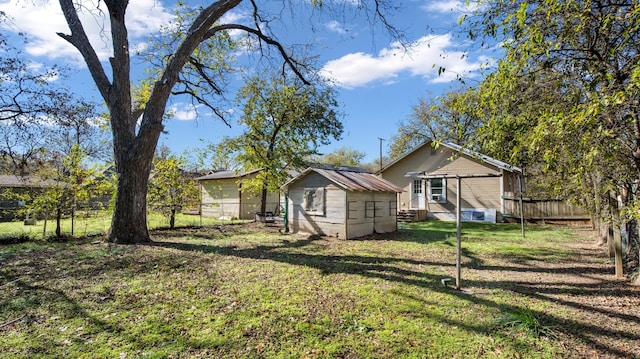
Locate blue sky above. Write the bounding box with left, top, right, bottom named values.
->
left=0, top=0, right=489, bottom=165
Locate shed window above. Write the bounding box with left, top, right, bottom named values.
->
left=347, top=201, right=358, bottom=219
left=428, top=178, right=447, bottom=203
left=303, top=188, right=325, bottom=215
left=374, top=201, right=383, bottom=217
left=365, top=201, right=375, bottom=218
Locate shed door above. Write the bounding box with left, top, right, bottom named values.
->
left=410, top=179, right=426, bottom=209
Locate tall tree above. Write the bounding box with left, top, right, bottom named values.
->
left=464, top=0, right=640, bottom=187
left=148, top=152, right=200, bottom=229
left=26, top=144, right=96, bottom=237
left=186, top=140, right=241, bottom=173
left=389, top=88, right=483, bottom=158
left=310, top=146, right=366, bottom=168
left=50, top=100, right=111, bottom=162
left=462, top=0, right=640, bottom=273
left=56, top=0, right=400, bottom=244
left=0, top=100, right=105, bottom=176
left=0, top=12, right=78, bottom=175
left=220, top=72, right=342, bottom=214
left=0, top=120, right=48, bottom=175
left=0, top=12, right=68, bottom=124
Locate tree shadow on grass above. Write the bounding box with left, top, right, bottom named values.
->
left=1, top=278, right=126, bottom=356
left=2, top=250, right=250, bottom=356
left=152, top=236, right=640, bottom=358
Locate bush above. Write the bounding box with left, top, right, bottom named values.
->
left=496, top=306, right=555, bottom=338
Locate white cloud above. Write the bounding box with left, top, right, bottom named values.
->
left=421, top=0, right=475, bottom=14
left=0, top=0, right=173, bottom=62
left=169, top=103, right=198, bottom=121
left=26, top=62, right=60, bottom=82
left=325, top=20, right=348, bottom=35
left=321, top=34, right=483, bottom=88
left=307, top=0, right=361, bottom=5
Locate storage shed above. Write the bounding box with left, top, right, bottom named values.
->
left=196, top=169, right=281, bottom=220
left=281, top=166, right=403, bottom=239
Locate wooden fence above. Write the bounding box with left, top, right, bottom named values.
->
left=503, top=193, right=591, bottom=223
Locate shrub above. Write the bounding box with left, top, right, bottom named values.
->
left=496, top=306, right=555, bottom=338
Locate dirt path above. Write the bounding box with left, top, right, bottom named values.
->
left=466, top=233, right=640, bottom=358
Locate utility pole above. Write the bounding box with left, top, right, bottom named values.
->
left=378, top=137, right=385, bottom=172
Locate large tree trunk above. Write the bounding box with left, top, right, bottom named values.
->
left=56, top=0, right=249, bottom=243
left=55, top=207, right=62, bottom=238
left=170, top=208, right=176, bottom=229
left=108, top=155, right=155, bottom=243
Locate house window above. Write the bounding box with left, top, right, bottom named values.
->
left=413, top=179, right=423, bottom=195
left=428, top=178, right=447, bottom=203
left=303, top=188, right=325, bottom=215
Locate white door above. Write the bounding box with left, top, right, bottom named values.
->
left=410, top=179, right=425, bottom=209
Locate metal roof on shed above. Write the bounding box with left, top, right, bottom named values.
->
left=0, top=175, right=58, bottom=188
left=195, top=168, right=261, bottom=181
left=282, top=167, right=403, bottom=193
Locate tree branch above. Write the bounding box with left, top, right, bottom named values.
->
left=57, top=0, right=111, bottom=103
left=206, top=24, right=311, bottom=85
left=170, top=89, right=232, bottom=127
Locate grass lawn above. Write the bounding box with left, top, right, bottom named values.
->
left=0, top=212, right=246, bottom=239
left=1, top=221, right=639, bottom=358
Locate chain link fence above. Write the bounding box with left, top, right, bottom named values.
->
left=0, top=204, right=229, bottom=242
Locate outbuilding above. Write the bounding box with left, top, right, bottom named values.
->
left=281, top=165, right=403, bottom=239
left=196, top=169, right=282, bottom=220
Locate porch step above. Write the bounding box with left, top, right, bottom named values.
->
left=397, top=210, right=417, bottom=223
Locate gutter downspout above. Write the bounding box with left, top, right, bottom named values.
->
left=344, top=190, right=348, bottom=240
left=238, top=182, right=242, bottom=220
left=284, top=191, right=289, bottom=233
left=499, top=169, right=505, bottom=215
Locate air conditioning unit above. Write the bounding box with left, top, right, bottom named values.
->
left=431, top=195, right=441, bottom=202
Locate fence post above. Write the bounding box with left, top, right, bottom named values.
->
left=518, top=176, right=525, bottom=239
left=610, top=191, right=624, bottom=278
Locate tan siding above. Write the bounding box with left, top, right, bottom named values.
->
left=200, top=174, right=282, bottom=220
left=345, top=192, right=397, bottom=238
left=325, top=186, right=346, bottom=222
left=429, top=155, right=498, bottom=176
left=373, top=193, right=398, bottom=234
left=458, top=177, right=501, bottom=209
left=381, top=143, right=513, bottom=218
left=201, top=179, right=241, bottom=219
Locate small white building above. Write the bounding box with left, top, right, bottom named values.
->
left=282, top=166, right=403, bottom=239
left=196, top=169, right=281, bottom=220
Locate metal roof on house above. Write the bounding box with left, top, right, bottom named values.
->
left=282, top=167, right=404, bottom=193
left=444, top=142, right=522, bottom=173
left=380, top=141, right=522, bottom=174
